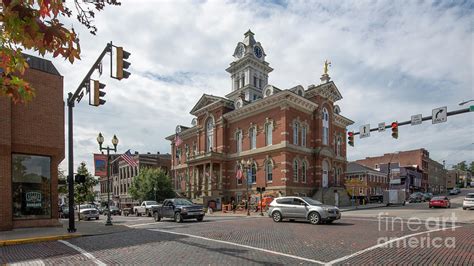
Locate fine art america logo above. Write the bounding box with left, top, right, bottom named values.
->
left=26, top=191, right=42, bottom=208
left=377, top=212, right=457, bottom=249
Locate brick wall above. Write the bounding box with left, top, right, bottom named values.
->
left=0, top=66, right=64, bottom=231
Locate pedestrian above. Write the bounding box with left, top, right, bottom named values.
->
left=231, top=199, right=236, bottom=214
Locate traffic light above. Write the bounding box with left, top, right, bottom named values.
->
left=91, top=80, right=106, bottom=106
left=348, top=131, right=354, bottom=147
left=116, top=47, right=131, bottom=80
left=75, top=174, right=86, bottom=183
left=391, top=122, right=398, bottom=139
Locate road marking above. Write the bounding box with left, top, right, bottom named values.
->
left=126, top=217, right=246, bottom=228
left=326, top=225, right=461, bottom=265
left=126, top=222, right=157, bottom=228
left=9, top=259, right=45, bottom=266
left=150, top=228, right=325, bottom=265
left=58, top=240, right=106, bottom=266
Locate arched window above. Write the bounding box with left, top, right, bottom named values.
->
left=265, top=122, right=273, bottom=146
left=236, top=130, right=242, bottom=153
left=251, top=163, right=257, bottom=183
left=322, top=108, right=329, bottom=145
left=293, top=159, right=299, bottom=182
left=265, top=160, right=273, bottom=182
left=302, top=125, right=307, bottom=147
left=206, top=117, right=214, bottom=152
left=302, top=161, right=307, bottom=183
left=293, top=121, right=299, bottom=145
left=322, top=160, right=329, bottom=188
left=249, top=127, right=256, bottom=149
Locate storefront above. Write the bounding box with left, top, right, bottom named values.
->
left=0, top=54, right=64, bottom=231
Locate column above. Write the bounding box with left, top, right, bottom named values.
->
left=203, top=164, right=207, bottom=196
left=209, top=162, right=213, bottom=193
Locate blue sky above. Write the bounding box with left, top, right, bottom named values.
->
left=42, top=0, right=473, bottom=172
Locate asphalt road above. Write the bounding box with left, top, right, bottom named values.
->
left=2, top=189, right=473, bottom=265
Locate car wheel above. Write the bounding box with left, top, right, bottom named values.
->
left=135, top=210, right=139, bottom=217
left=463, top=207, right=467, bottom=210
left=272, top=211, right=282, bottom=222
left=96, top=217, right=99, bottom=220
left=447, top=204, right=451, bottom=208
left=87, top=217, right=90, bottom=221
left=154, top=212, right=161, bottom=222
left=174, top=212, right=183, bottom=223
left=308, top=212, right=321, bottom=225
left=196, top=216, right=204, bottom=222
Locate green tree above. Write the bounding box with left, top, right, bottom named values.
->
left=129, top=167, right=175, bottom=203
left=1, top=0, right=120, bottom=103
left=469, top=161, right=474, bottom=173
left=74, top=162, right=98, bottom=205
left=453, top=161, right=468, bottom=171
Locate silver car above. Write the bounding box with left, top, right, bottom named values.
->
left=268, top=196, right=341, bottom=224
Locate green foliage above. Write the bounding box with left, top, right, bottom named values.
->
left=453, top=161, right=468, bottom=171
left=75, top=162, right=98, bottom=204
left=129, top=167, right=175, bottom=203
left=1, top=0, right=120, bottom=103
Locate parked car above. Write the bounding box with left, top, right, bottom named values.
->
left=449, top=188, right=461, bottom=195
left=78, top=204, right=99, bottom=220
left=103, top=206, right=122, bottom=216
left=423, top=193, right=433, bottom=201
left=429, top=196, right=451, bottom=208
left=98, top=206, right=106, bottom=214
left=462, top=193, right=474, bottom=210
left=134, top=201, right=159, bottom=217
left=268, top=196, right=341, bottom=225
left=408, top=192, right=425, bottom=203
left=152, top=198, right=204, bottom=223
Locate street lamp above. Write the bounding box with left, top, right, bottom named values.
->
left=459, top=99, right=474, bottom=106
left=241, top=158, right=252, bottom=216
left=97, top=132, right=119, bottom=226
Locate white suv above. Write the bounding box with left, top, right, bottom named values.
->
left=462, top=193, right=474, bottom=210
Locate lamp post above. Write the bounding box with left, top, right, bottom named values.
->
left=241, top=158, right=251, bottom=216
left=97, top=132, right=119, bottom=226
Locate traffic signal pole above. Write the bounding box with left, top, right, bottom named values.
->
left=66, top=43, right=113, bottom=233
left=351, top=107, right=471, bottom=136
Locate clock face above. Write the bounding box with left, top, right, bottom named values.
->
left=236, top=44, right=244, bottom=58
left=254, top=46, right=263, bottom=58
left=265, top=89, right=271, bottom=96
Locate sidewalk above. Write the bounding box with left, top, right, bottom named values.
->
left=0, top=219, right=131, bottom=246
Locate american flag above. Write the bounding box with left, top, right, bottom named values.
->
left=175, top=132, right=183, bottom=146
left=236, top=168, right=242, bottom=180
left=121, top=149, right=138, bottom=167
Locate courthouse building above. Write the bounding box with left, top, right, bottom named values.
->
left=167, top=31, right=354, bottom=207
left=0, top=55, right=64, bottom=231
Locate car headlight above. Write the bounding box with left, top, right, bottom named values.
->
left=182, top=208, right=187, bottom=212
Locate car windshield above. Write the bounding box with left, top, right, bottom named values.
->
left=301, top=197, right=323, bottom=205
left=146, top=201, right=158, bottom=205
left=110, top=206, right=118, bottom=210
left=174, top=199, right=193, bottom=205
left=80, top=204, right=95, bottom=209
left=466, top=194, right=474, bottom=199
left=432, top=197, right=445, bottom=200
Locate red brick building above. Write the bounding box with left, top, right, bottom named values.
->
left=167, top=31, right=353, bottom=208
left=355, top=149, right=430, bottom=192
left=345, top=162, right=388, bottom=201
left=0, top=55, right=64, bottom=231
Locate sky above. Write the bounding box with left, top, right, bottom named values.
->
left=41, top=0, right=473, bottom=173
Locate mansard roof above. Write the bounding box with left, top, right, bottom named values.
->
left=189, top=94, right=234, bottom=116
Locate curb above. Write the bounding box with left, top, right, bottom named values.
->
left=0, top=234, right=82, bottom=247
left=340, top=205, right=386, bottom=212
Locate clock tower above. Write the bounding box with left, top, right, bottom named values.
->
left=225, top=30, right=273, bottom=103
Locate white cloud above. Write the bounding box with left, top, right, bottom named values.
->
left=45, top=0, right=473, bottom=172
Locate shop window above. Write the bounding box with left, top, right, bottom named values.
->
left=12, top=154, right=51, bottom=220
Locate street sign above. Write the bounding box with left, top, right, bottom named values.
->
left=360, top=124, right=370, bottom=138
left=378, top=122, right=385, bottom=132
left=432, top=107, right=447, bottom=124
left=411, top=114, right=422, bottom=125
